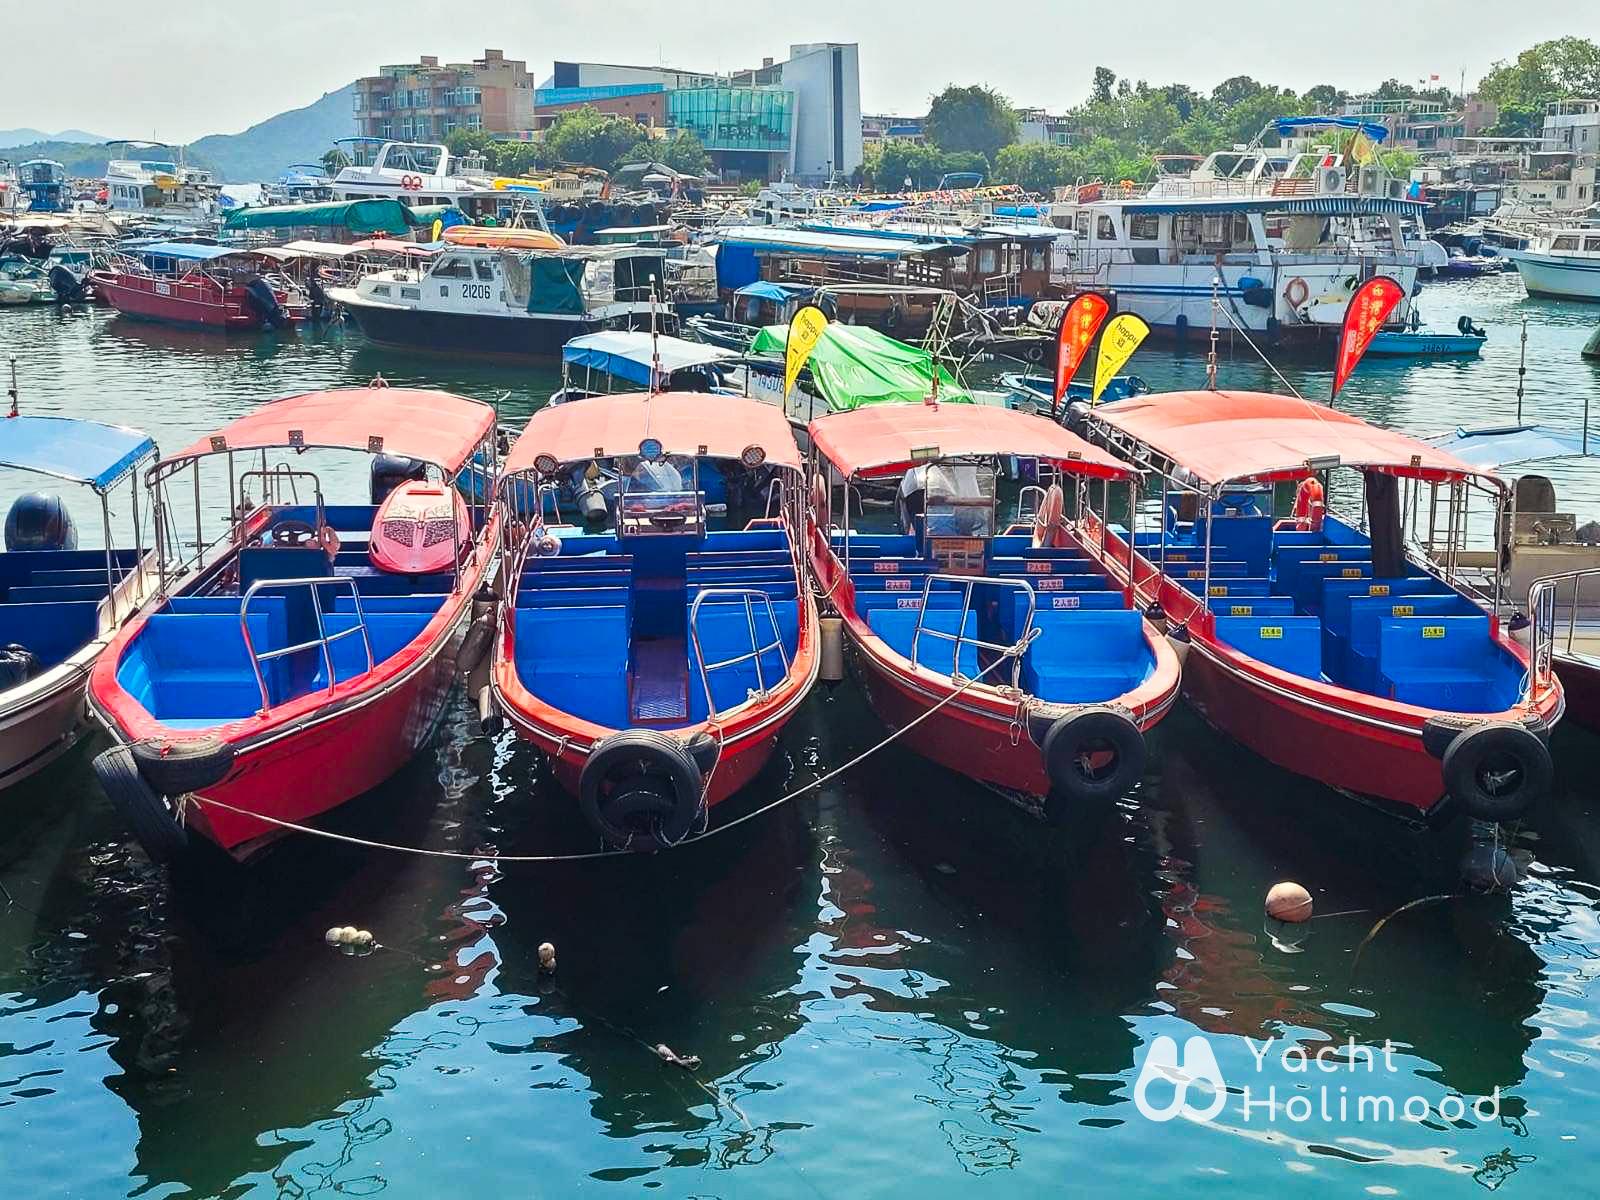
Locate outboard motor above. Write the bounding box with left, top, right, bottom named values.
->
left=242, top=276, right=288, bottom=329
left=370, top=454, right=429, bottom=505
left=0, top=644, right=40, bottom=688
left=47, top=264, right=86, bottom=305
left=5, top=492, right=77, bottom=551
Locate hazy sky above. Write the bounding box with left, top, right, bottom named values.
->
left=12, top=1, right=1595, bottom=143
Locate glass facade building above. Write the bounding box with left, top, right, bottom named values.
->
left=667, top=88, right=794, bottom=154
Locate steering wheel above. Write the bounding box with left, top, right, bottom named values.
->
left=268, top=518, right=318, bottom=546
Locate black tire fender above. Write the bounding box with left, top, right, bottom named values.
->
left=1041, top=706, right=1146, bottom=813
left=130, top=735, right=234, bottom=795
left=457, top=613, right=495, bottom=676
left=95, top=746, right=189, bottom=863
left=1440, top=722, right=1552, bottom=823
left=579, top=730, right=704, bottom=849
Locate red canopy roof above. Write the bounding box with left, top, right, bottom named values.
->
left=504, top=392, right=802, bottom=474
left=1091, top=390, right=1489, bottom=486
left=809, top=403, right=1132, bottom=480
left=162, top=388, right=496, bottom=475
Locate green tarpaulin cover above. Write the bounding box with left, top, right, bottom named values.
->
left=528, top=257, right=586, bottom=315
left=222, top=199, right=444, bottom=235
left=748, top=323, right=975, bottom=411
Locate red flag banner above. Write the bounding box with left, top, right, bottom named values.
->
left=1331, top=276, right=1405, bottom=401
left=1053, top=293, right=1111, bottom=415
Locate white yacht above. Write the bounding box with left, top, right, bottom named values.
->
left=1505, top=211, right=1600, bottom=300
left=327, top=230, right=672, bottom=358
left=329, top=139, right=511, bottom=221
left=102, top=142, right=220, bottom=224
left=1045, top=123, right=1424, bottom=344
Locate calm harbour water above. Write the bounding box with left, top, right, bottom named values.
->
left=2, top=274, right=1600, bottom=1199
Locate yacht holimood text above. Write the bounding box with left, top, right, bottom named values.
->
left=1133, top=1034, right=1504, bottom=1126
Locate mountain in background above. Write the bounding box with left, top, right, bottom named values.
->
left=0, top=85, right=356, bottom=183
left=188, top=84, right=356, bottom=183
left=0, top=128, right=109, bottom=149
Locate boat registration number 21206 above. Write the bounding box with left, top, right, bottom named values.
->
left=461, top=285, right=493, bottom=300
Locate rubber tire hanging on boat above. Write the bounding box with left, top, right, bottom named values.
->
left=579, top=730, right=704, bottom=850
left=94, top=746, right=189, bottom=864
left=1040, top=707, right=1146, bottom=815
left=130, top=736, right=235, bottom=795
left=1440, top=722, right=1552, bottom=823
left=457, top=615, right=495, bottom=677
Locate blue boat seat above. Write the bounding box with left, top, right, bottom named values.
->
left=688, top=600, right=799, bottom=720
left=1274, top=544, right=1373, bottom=596
left=1320, top=575, right=1452, bottom=633
left=522, top=569, right=632, bottom=590
left=115, top=613, right=281, bottom=721
left=1168, top=561, right=1251, bottom=582
left=1027, top=591, right=1127, bottom=612
left=1335, top=593, right=1481, bottom=692
left=706, top=530, right=789, bottom=551
left=519, top=586, right=632, bottom=609
left=330, top=593, right=448, bottom=615
left=686, top=565, right=794, bottom=586
left=6, top=583, right=110, bottom=604
left=527, top=554, right=634, bottom=573
left=1179, top=576, right=1271, bottom=597
left=514, top=605, right=631, bottom=729
left=686, top=549, right=792, bottom=568
left=832, top=533, right=918, bottom=557
left=24, top=567, right=129, bottom=588
left=1208, top=596, right=1295, bottom=617
left=238, top=546, right=332, bottom=591
left=0, top=600, right=101, bottom=671
left=1292, top=561, right=1375, bottom=611
left=1376, top=615, right=1516, bottom=710
left=689, top=581, right=799, bottom=605
left=1023, top=609, right=1151, bottom=703
left=1009, top=573, right=1113, bottom=591
left=314, top=612, right=432, bottom=684
left=867, top=606, right=979, bottom=678
left=1213, top=615, right=1322, bottom=678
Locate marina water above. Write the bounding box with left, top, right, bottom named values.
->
left=2, top=274, right=1600, bottom=1197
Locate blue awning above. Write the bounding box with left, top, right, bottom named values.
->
left=735, top=281, right=813, bottom=303
left=1, top=415, right=157, bottom=490
left=1274, top=115, right=1390, bottom=143
left=716, top=225, right=957, bottom=260
left=136, top=242, right=232, bottom=262
left=562, top=331, right=736, bottom=387
left=1424, top=424, right=1593, bottom=470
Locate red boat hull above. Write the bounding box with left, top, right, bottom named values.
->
left=1082, top=516, right=1564, bottom=814
left=810, top=525, right=1181, bottom=802
left=88, top=518, right=497, bottom=858
left=91, top=271, right=305, bottom=330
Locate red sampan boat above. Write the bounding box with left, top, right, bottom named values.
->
left=490, top=391, right=818, bottom=850
left=1082, top=389, right=1564, bottom=836
left=90, top=243, right=308, bottom=330
left=808, top=403, right=1181, bottom=816
left=88, top=388, right=500, bottom=861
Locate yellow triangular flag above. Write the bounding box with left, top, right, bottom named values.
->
left=784, top=305, right=829, bottom=398
left=1092, top=313, right=1151, bottom=404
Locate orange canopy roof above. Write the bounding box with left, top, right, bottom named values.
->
left=503, top=392, right=802, bottom=474
left=1091, top=390, right=1489, bottom=487
left=809, top=403, right=1132, bottom=480
left=162, top=388, right=496, bottom=475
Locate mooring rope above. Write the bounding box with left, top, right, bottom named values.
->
left=184, top=628, right=1041, bottom=864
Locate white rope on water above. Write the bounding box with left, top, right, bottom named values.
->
left=185, top=629, right=1041, bottom=864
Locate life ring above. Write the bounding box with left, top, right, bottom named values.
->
left=400, top=174, right=423, bottom=191
left=1032, top=483, right=1064, bottom=547
left=94, top=746, right=190, bottom=863
left=1291, top=476, right=1324, bottom=532
left=1440, top=722, right=1551, bottom=822
left=578, top=729, right=705, bottom=849
left=1040, top=707, right=1146, bottom=814
left=129, top=735, right=235, bottom=795
left=1283, top=277, right=1310, bottom=309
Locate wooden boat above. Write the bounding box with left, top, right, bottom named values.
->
left=86, top=387, right=500, bottom=862
left=808, top=403, right=1182, bottom=815
left=90, top=243, right=308, bottom=331
left=2, top=416, right=159, bottom=793
left=1082, top=389, right=1564, bottom=833
left=489, top=391, right=818, bottom=849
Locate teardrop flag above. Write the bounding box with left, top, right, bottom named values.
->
left=1332, top=276, right=1405, bottom=401
left=1092, top=313, right=1151, bottom=404
left=785, top=304, right=829, bottom=399
left=1053, top=293, right=1111, bottom=416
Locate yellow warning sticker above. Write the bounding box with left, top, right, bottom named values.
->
left=1187, top=569, right=1206, bottom=578
left=1422, top=625, right=1446, bottom=638
left=1319, top=552, right=1339, bottom=561
left=1208, top=585, right=1228, bottom=596
left=1392, top=604, right=1414, bottom=616
left=1369, top=584, right=1390, bottom=596
left=1230, top=605, right=1253, bottom=615
left=1340, top=567, right=1363, bottom=578
left=1260, top=626, right=1284, bottom=639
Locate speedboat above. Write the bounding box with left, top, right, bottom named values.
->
left=808, top=403, right=1181, bottom=817
left=489, top=391, right=818, bottom=850
left=86, top=387, right=500, bottom=862
left=91, top=243, right=308, bottom=330
left=2, top=415, right=160, bottom=793
left=1506, top=222, right=1600, bottom=301
left=1364, top=316, right=1486, bottom=357
left=1082, top=390, right=1564, bottom=846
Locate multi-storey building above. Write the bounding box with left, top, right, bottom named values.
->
left=354, top=50, right=535, bottom=142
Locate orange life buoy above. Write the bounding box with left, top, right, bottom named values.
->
left=1292, top=477, right=1325, bottom=532
left=1033, top=483, right=1064, bottom=547
left=1284, top=276, right=1310, bottom=309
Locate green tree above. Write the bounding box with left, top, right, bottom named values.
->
left=1302, top=84, right=1344, bottom=111
left=320, top=147, right=351, bottom=176
left=444, top=128, right=493, bottom=158
left=1092, top=67, right=1117, bottom=106
left=661, top=129, right=709, bottom=175
left=925, top=84, right=1020, bottom=164
left=541, top=107, right=652, bottom=173
left=1479, top=37, right=1600, bottom=114
left=994, top=142, right=1074, bottom=191
left=1211, top=75, right=1265, bottom=109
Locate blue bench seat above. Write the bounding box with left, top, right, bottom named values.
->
left=1213, top=615, right=1322, bottom=678
left=1207, top=596, right=1295, bottom=617
left=1375, top=615, right=1518, bottom=711
left=6, top=583, right=111, bottom=604
left=514, top=605, right=631, bottom=729
left=0, top=600, right=101, bottom=671
left=1023, top=608, right=1151, bottom=702
left=867, top=607, right=979, bottom=678
left=524, top=554, right=633, bottom=573
left=1179, top=576, right=1272, bottom=597
left=688, top=600, right=799, bottom=720
left=519, top=586, right=632, bottom=609
left=522, top=569, right=632, bottom=590
left=1333, top=593, right=1480, bottom=692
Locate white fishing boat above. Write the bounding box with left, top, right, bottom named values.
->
left=103, top=142, right=220, bottom=225
left=329, top=138, right=511, bottom=222
left=1506, top=214, right=1600, bottom=301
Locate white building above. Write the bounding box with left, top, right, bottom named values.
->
left=778, top=43, right=862, bottom=182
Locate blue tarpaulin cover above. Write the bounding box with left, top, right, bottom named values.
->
left=562, top=331, right=736, bottom=387
left=1273, top=115, right=1390, bottom=143
left=1, top=415, right=156, bottom=490
left=1424, top=424, right=1592, bottom=470
left=135, top=242, right=233, bottom=262
left=734, top=281, right=813, bottom=303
